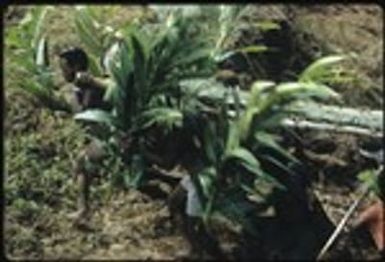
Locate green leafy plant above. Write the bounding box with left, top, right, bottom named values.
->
left=149, top=5, right=272, bottom=64
left=74, top=8, right=218, bottom=187
left=73, top=7, right=344, bottom=233
left=186, top=57, right=341, bottom=233
left=5, top=6, right=69, bottom=110
left=79, top=4, right=280, bottom=134
left=73, top=6, right=121, bottom=76
left=212, top=5, right=248, bottom=57
left=299, top=54, right=357, bottom=85
left=192, top=99, right=284, bottom=228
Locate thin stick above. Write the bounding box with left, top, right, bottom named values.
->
left=316, top=165, right=384, bottom=260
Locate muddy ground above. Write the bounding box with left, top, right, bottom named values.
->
left=4, top=4, right=383, bottom=260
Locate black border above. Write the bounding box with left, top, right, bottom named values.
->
left=2, top=1, right=384, bottom=261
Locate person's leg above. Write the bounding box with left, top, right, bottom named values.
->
left=195, top=219, right=225, bottom=259
left=77, top=170, right=90, bottom=218
left=168, top=183, right=187, bottom=222
left=168, top=179, right=225, bottom=259
left=68, top=151, right=91, bottom=225
left=168, top=183, right=204, bottom=258
left=184, top=216, right=204, bottom=259
left=70, top=139, right=105, bottom=225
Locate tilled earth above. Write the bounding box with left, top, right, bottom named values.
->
left=5, top=165, right=382, bottom=260
left=4, top=100, right=382, bottom=260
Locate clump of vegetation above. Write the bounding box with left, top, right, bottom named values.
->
left=74, top=6, right=219, bottom=187
left=71, top=6, right=344, bottom=235
left=7, top=3, right=345, bottom=224
left=5, top=7, right=70, bottom=111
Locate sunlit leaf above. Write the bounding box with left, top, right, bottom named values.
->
left=299, top=55, right=348, bottom=83
left=35, top=37, right=49, bottom=68
left=225, top=148, right=260, bottom=173
left=235, top=45, right=268, bottom=54
left=139, top=107, right=183, bottom=131
left=254, top=21, right=280, bottom=31
left=74, top=109, right=117, bottom=126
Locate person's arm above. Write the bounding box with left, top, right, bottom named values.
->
left=73, top=72, right=113, bottom=109
left=74, top=72, right=110, bottom=91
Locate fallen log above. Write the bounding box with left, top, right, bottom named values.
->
left=281, top=118, right=382, bottom=138
left=287, top=101, right=383, bottom=133
left=185, top=79, right=383, bottom=137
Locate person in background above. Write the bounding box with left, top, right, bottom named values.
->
left=58, top=47, right=110, bottom=227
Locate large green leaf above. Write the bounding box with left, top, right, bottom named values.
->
left=253, top=21, right=280, bottom=31
left=248, top=81, right=276, bottom=107
left=254, top=131, right=299, bottom=164
left=138, top=107, right=183, bottom=131
left=252, top=111, right=287, bottom=131
left=203, top=122, right=219, bottom=164
left=197, top=167, right=216, bottom=199
left=131, top=33, right=148, bottom=105
left=74, top=109, right=117, bottom=126
left=74, top=11, right=105, bottom=76
left=74, top=7, right=103, bottom=56
left=225, top=122, right=241, bottom=153
left=299, top=55, right=348, bottom=83
left=234, top=45, right=268, bottom=54
left=172, top=48, right=211, bottom=69
left=6, top=6, right=62, bottom=109
left=35, top=36, right=49, bottom=68
left=255, top=82, right=340, bottom=116
left=238, top=106, right=260, bottom=141
left=225, top=148, right=260, bottom=173
left=31, top=7, right=51, bottom=51
left=274, top=82, right=340, bottom=100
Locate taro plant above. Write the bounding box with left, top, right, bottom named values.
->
left=75, top=7, right=217, bottom=129
left=189, top=93, right=284, bottom=232
left=187, top=57, right=341, bottom=233
left=5, top=6, right=69, bottom=111
left=74, top=8, right=218, bottom=188
left=149, top=5, right=273, bottom=66
left=73, top=6, right=122, bottom=77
